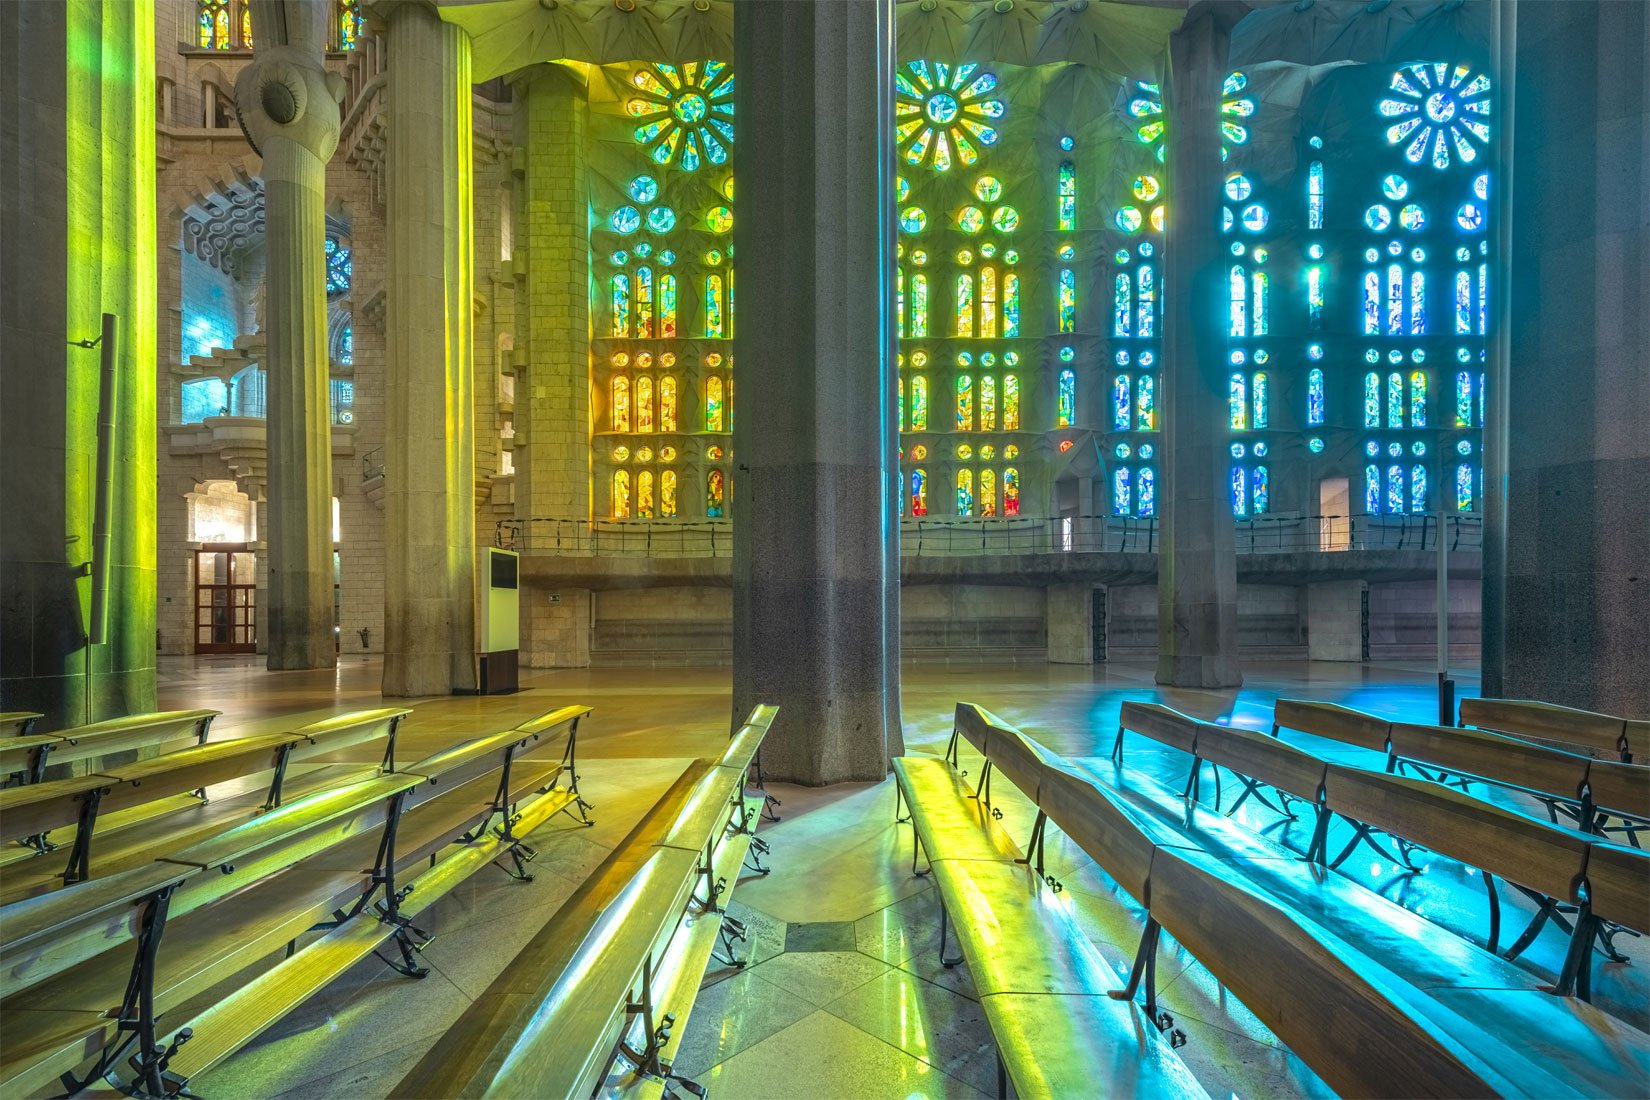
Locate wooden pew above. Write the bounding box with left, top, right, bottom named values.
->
left=26, top=711, right=219, bottom=780
left=1271, top=698, right=1394, bottom=754
left=0, top=706, right=593, bottom=1098
left=0, top=712, right=43, bottom=739
left=395, top=706, right=776, bottom=1100
left=0, top=736, right=71, bottom=788
left=1461, top=697, right=1647, bottom=762
left=894, top=726, right=1207, bottom=1100
left=954, top=704, right=1650, bottom=1098
left=0, top=708, right=413, bottom=889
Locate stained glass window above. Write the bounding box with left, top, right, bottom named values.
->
left=325, top=239, right=351, bottom=295
left=910, top=272, right=930, bottom=337
left=896, top=61, right=1005, bottom=173
left=1057, top=370, right=1075, bottom=428
left=659, top=376, right=678, bottom=432
left=1137, top=467, right=1156, bottom=516
left=1365, top=464, right=1382, bottom=513
left=636, top=375, right=655, bottom=433
left=241, top=5, right=253, bottom=48
left=199, top=2, right=230, bottom=48
left=1410, top=465, right=1428, bottom=513
left=704, top=376, right=725, bottom=432
left=955, top=374, right=973, bottom=430
left=612, top=470, right=632, bottom=519
left=1113, top=375, right=1131, bottom=431
left=979, top=375, right=998, bottom=431
left=1058, top=161, right=1076, bottom=231
left=336, top=0, right=364, bottom=50
left=1252, top=467, right=1269, bottom=514
left=1004, top=468, right=1020, bottom=515
left=910, top=375, right=929, bottom=431
left=1113, top=274, right=1131, bottom=338
left=1057, top=269, right=1075, bottom=333
left=1229, top=373, right=1247, bottom=430
left=956, top=469, right=974, bottom=516
left=660, top=470, right=678, bottom=518
left=629, top=62, right=735, bottom=172
left=1136, top=375, right=1155, bottom=430
left=1455, top=462, right=1475, bottom=511
left=1408, top=371, right=1427, bottom=428
left=611, top=375, right=631, bottom=433
left=637, top=470, right=656, bottom=518
left=1229, top=266, right=1247, bottom=337
left=955, top=273, right=974, bottom=337
left=911, top=469, right=928, bottom=516
left=706, top=469, right=725, bottom=518
left=704, top=275, right=725, bottom=338
left=980, top=469, right=998, bottom=516
left=1002, top=375, right=1020, bottom=430
left=1308, top=369, right=1325, bottom=425
left=1113, top=468, right=1131, bottom=515
left=1231, top=466, right=1248, bottom=515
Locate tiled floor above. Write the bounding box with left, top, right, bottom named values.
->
left=144, top=654, right=1647, bottom=1099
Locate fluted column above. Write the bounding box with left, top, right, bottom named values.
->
left=732, top=0, right=904, bottom=783
left=235, top=0, right=341, bottom=669
left=1155, top=5, right=1244, bottom=688
left=382, top=1, right=477, bottom=696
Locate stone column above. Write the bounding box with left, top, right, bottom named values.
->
left=234, top=1, right=341, bottom=669
left=1155, top=6, right=1244, bottom=688
left=1, top=0, right=157, bottom=725
left=381, top=1, right=478, bottom=696
left=1486, top=0, right=1649, bottom=714
left=1307, top=580, right=1365, bottom=662
left=1047, top=583, right=1095, bottom=664
left=732, top=0, right=904, bottom=783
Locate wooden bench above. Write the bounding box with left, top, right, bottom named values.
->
left=953, top=704, right=1650, bottom=1098
left=0, top=708, right=412, bottom=889
left=394, top=705, right=776, bottom=1100
left=19, top=711, right=220, bottom=783
left=0, top=705, right=593, bottom=1098
left=1462, top=698, right=1649, bottom=763
left=0, top=712, right=43, bottom=740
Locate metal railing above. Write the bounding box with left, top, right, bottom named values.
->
left=494, top=513, right=1483, bottom=558
left=362, top=445, right=384, bottom=482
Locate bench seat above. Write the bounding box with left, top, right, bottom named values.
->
left=893, top=755, right=1207, bottom=1100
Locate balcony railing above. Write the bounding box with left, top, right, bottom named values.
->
left=494, top=513, right=1483, bottom=558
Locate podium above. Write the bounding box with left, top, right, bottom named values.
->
left=477, top=547, right=520, bottom=695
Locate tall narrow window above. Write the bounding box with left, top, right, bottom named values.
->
left=1454, top=372, right=1472, bottom=428
left=1137, top=466, right=1156, bottom=516
left=980, top=469, right=998, bottom=516
left=979, top=375, right=997, bottom=431
left=1408, top=371, right=1427, bottom=428
left=1252, top=467, right=1269, bottom=514
left=1057, top=370, right=1075, bottom=428
left=1137, top=264, right=1156, bottom=338
left=1365, top=464, right=1381, bottom=514
left=635, top=268, right=654, bottom=338
left=1229, top=373, right=1248, bottom=430
left=1455, top=270, right=1472, bottom=334
left=955, top=273, right=974, bottom=337
left=1136, top=375, right=1155, bottom=430
left=1410, top=465, right=1427, bottom=513
left=1002, top=272, right=1020, bottom=337
left=1113, top=467, right=1131, bottom=515
left=705, top=376, right=725, bottom=432
left=1251, top=272, right=1269, bottom=336
left=660, top=470, right=678, bottom=518
left=1307, top=368, right=1325, bottom=425
left=611, top=275, right=630, bottom=338
left=1386, top=263, right=1404, bottom=335
left=911, top=469, right=929, bottom=516
left=1004, top=468, right=1020, bottom=515
left=1387, top=372, right=1403, bottom=428
left=1386, top=464, right=1404, bottom=514
left=1364, top=372, right=1380, bottom=428
left=897, top=270, right=905, bottom=336
left=199, top=1, right=230, bottom=48
left=1057, top=161, right=1077, bottom=231
left=1057, top=269, right=1076, bottom=333
left=1229, top=265, right=1247, bottom=337
left=706, top=469, right=726, bottom=518
left=611, top=375, right=631, bottom=432
left=1478, top=263, right=1488, bottom=334
left=1363, top=271, right=1381, bottom=334
left=637, top=470, right=656, bottom=518
left=705, top=275, right=726, bottom=338
left=1002, top=375, right=1020, bottom=430
left=955, top=375, right=973, bottom=431
left=1113, top=273, right=1132, bottom=338
left=1113, top=375, right=1131, bottom=431
left=612, top=470, right=632, bottom=519
left=1231, top=466, right=1248, bottom=515
left=337, top=0, right=365, bottom=49
left=1307, top=266, right=1324, bottom=330
left=911, top=375, right=929, bottom=431
left=1307, top=160, right=1324, bottom=229
left=956, top=469, right=974, bottom=517
left=1252, top=371, right=1268, bottom=428
left=636, top=375, right=655, bottom=433
left=911, top=273, right=930, bottom=337
left=1409, top=270, right=1426, bottom=334
left=658, top=274, right=678, bottom=338
left=979, top=266, right=998, bottom=337
left=659, top=375, right=678, bottom=432
left=1455, top=463, right=1474, bottom=512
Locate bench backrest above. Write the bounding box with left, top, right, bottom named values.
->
left=1388, top=721, right=1592, bottom=804
left=40, top=710, right=219, bottom=767
left=1585, top=842, right=1650, bottom=933
left=1191, top=721, right=1328, bottom=802
left=0, top=712, right=42, bottom=737
left=511, top=703, right=592, bottom=738
left=1118, top=701, right=1200, bottom=754
left=1583, top=758, right=1650, bottom=822
left=1271, top=699, right=1392, bottom=753
left=954, top=703, right=1060, bottom=802
left=1323, top=764, right=1589, bottom=902
left=1036, top=764, right=1159, bottom=905
left=1460, top=698, right=1638, bottom=758
left=0, top=734, right=59, bottom=780
left=284, top=707, right=411, bottom=768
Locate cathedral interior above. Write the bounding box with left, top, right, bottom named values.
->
left=0, top=0, right=1646, bottom=1097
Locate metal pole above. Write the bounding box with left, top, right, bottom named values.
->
left=1438, top=491, right=1453, bottom=725
left=89, top=312, right=117, bottom=646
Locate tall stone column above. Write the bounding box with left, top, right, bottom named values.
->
left=1486, top=0, right=1649, bottom=715
left=1155, top=5, right=1244, bottom=689
left=732, top=0, right=904, bottom=783
left=382, top=1, right=477, bottom=696
left=234, top=0, right=342, bottom=669
left=237, top=0, right=343, bottom=672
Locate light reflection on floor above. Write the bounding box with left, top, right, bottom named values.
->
left=153, top=655, right=1644, bottom=1100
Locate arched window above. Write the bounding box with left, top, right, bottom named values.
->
left=979, top=267, right=998, bottom=337
left=336, top=0, right=364, bottom=50
left=1230, top=466, right=1249, bottom=515
left=658, top=274, right=677, bottom=338
left=979, top=375, right=997, bottom=431
left=634, top=268, right=654, bottom=338
left=198, top=2, right=231, bottom=49
left=706, top=469, right=726, bottom=518
left=979, top=469, right=998, bottom=517
left=1229, top=373, right=1248, bottom=430
left=910, top=375, right=929, bottom=431
left=1057, top=370, right=1075, bottom=428
left=1137, top=466, right=1156, bottom=516
left=955, top=375, right=973, bottom=431
left=1136, top=374, right=1155, bottom=429
left=954, top=273, right=974, bottom=337
left=659, top=376, right=678, bottom=432
left=1112, top=467, right=1131, bottom=515
left=1113, top=374, right=1131, bottom=431
left=1252, top=371, right=1268, bottom=429
left=1455, top=462, right=1476, bottom=512
left=1004, top=468, right=1020, bottom=515
left=612, top=470, right=632, bottom=519
left=1002, top=375, right=1020, bottom=430
left=1057, top=161, right=1077, bottom=230
left=635, top=375, right=654, bottom=433
left=1113, top=273, right=1132, bottom=338
left=1002, top=272, right=1020, bottom=337
left=660, top=470, right=678, bottom=518
left=1307, top=369, right=1325, bottom=425
left=610, top=275, right=629, bottom=338
left=909, top=273, right=929, bottom=337
left=1137, top=265, right=1156, bottom=338
left=1229, top=265, right=1248, bottom=337
left=1057, top=269, right=1075, bottom=333
left=911, top=469, right=928, bottom=516
left=955, top=470, right=974, bottom=517
left=611, top=375, right=631, bottom=433
left=1252, top=466, right=1269, bottom=514
left=704, top=376, right=725, bottom=433
left=636, top=470, right=656, bottom=518
left=705, top=275, right=726, bottom=338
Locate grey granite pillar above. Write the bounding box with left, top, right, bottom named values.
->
left=732, top=0, right=904, bottom=783
left=1155, top=6, right=1243, bottom=688
left=236, top=1, right=341, bottom=669
left=1047, top=583, right=1095, bottom=664
left=382, top=1, right=478, bottom=696
left=1485, top=0, right=1649, bottom=715
left=0, top=0, right=157, bottom=725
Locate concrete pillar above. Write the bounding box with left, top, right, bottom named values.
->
left=235, top=1, right=341, bottom=669
left=732, top=0, right=904, bottom=783
left=1306, top=580, right=1365, bottom=663
left=1047, top=583, right=1096, bottom=664
left=382, top=2, right=478, bottom=696
left=1155, top=5, right=1244, bottom=688
left=1485, top=0, right=1649, bottom=715
left=0, top=0, right=157, bottom=725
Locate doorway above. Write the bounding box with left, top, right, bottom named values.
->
left=195, top=544, right=256, bottom=653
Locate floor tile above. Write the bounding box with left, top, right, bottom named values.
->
left=744, top=949, right=891, bottom=1009
left=822, top=967, right=1000, bottom=1096
left=785, top=920, right=858, bottom=952
left=670, top=968, right=817, bottom=1079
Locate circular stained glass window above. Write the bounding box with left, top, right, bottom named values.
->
left=957, top=206, right=986, bottom=233
left=1139, top=351, right=1153, bottom=366
left=1224, top=173, right=1253, bottom=201
left=955, top=352, right=972, bottom=367
left=896, top=176, right=910, bottom=203
left=1231, top=242, right=1246, bottom=257
left=1412, top=442, right=1427, bottom=456
left=1399, top=204, right=1426, bottom=230
left=1411, top=247, right=1427, bottom=262
left=912, top=445, right=928, bottom=460
left=1223, top=207, right=1234, bottom=232
left=1387, top=240, right=1404, bottom=255
left=979, top=242, right=997, bottom=258
left=911, top=250, right=928, bottom=265
left=1308, top=344, right=1324, bottom=360
left=1456, top=203, right=1484, bottom=230
left=1230, top=350, right=1247, bottom=365
left=1457, top=246, right=1472, bottom=261
left=1365, top=247, right=1380, bottom=262
left=635, top=352, right=654, bottom=369
left=1059, top=135, right=1074, bottom=150
left=1388, top=442, right=1402, bottom=457
left=980, top=352, right=997, bottom=367
left=1057, top=244, right=1076, bottom=261
left=956, top=443, right=973, bottom=459
left=1004, top=352, right=1019, bottom=365
left=1140, top=444, right=1154, bottom=459
left=991, top=206, right=1019, bottom=233
left=1254, top=442, right=1269, bottom=457
left=612, top=446, right=630, bottom=462
left=647, top=207, right=677, bottom=233
left=980, top=445, right=996, bottom=460
left=612, top=352, right=631, bottom=367
left=673, top=92, right=707, bottom=124
left=660, top=446, right=678, bottom=462
left=900, top=206, right=927, bottom=233
left=659, top=249, right=676, bottom=266
left=1059, top=346, right=1075, bottom=362
left=1134, top=175, right=1160, bottom=202
left=1365, top=205, right=1392, bottom=231
left=1115, top=350, right=1130, bottom=366
left=1004, top=250, right=1019, bottom=264
left=1115, top=249, right=1130, bottom=264
left=1366, top=441, right=1381, bottom=456
left=1139, top=242, right=1154, bottom=257
left=1457, top=347, right=1472, bottom=362
left=1253, top=247, right=1269, bottom=263
left=955, top=249, right=973, bottom=265
left=1474, top=173, right=1489, bottom=201
left=1382, top=174, right=1409, bottom=200
left=1457, top=440, right=1472, bottom=455
left=1115, top=206, right=1143, bottom=232
left=629, top=175, right=659, bottom=202
left=910, top=350, right=928, bottom=367
left=610, top=250, right=628, bottom=265
left=706, top=206, right=734, bottom=234
left=1255, top=350, right=1270, bottom=364
left=926, top=92, right=959, bottom=126
left=705, top=249, right=722, bottom=265
left=1150, top=206, right=1165, bottom=231
left=636, top=241, right=653, bottom=257
left=974, top=176, right=1003, bottom=202
left=1309, top=243, right=1324, bottom=259
left=1116, top=444, right=1132, bottom=459
left=636, top=447, right=654, bottom=463
left=1231, top=443, right=1247, bottom=458
left=610, top=206, right=641, bottom=233
left=1389, top=350, right=1404, bottom=363
left=1308, top=437, right=1325, bottom=453
left=1365, top=349, right=1381, bottom=363
left=1005, top=444, right=1020, bottom=458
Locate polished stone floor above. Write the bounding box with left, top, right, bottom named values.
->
left=142, top=654, right=1647, bottom=1099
